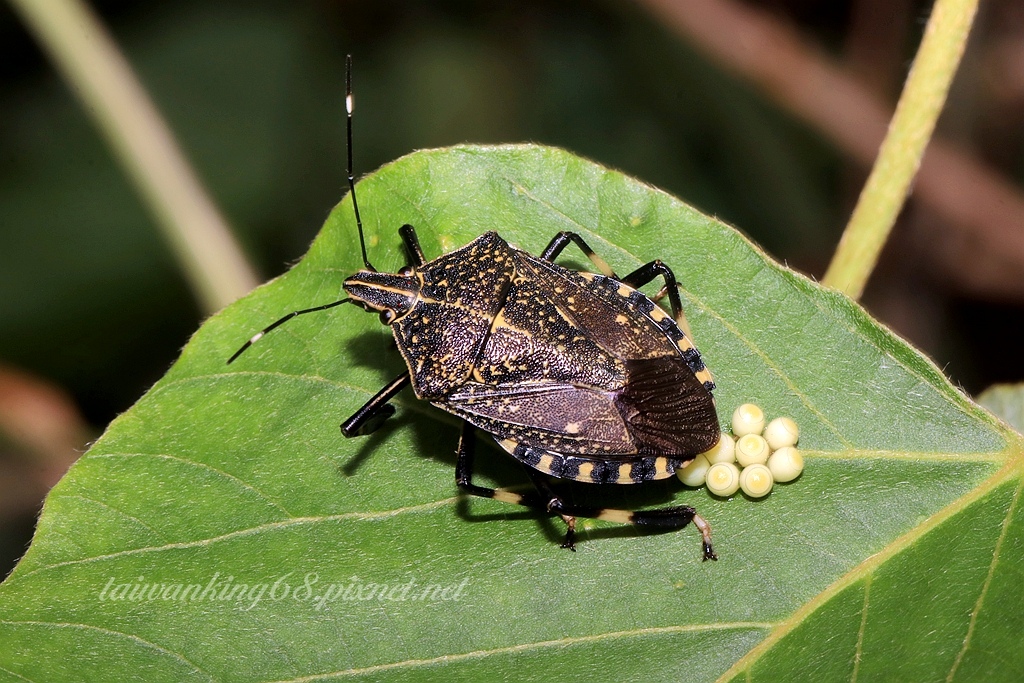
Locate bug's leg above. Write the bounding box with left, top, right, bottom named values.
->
left=456, top=425, right=584, bottom=549
left=455, top=423, right=546, bottom=508
left=621, top=260, right=694, bottom=340
left=521, top=468, right=580, bottom=551
left=612, top=505, right=717, bottom=561
left=539, top=233, right=697, bottom=341
left=461, top=431, right=716, bottom=558
left=227, top=299, right=355, bottom=364
left=540, top=232, right=617, bottom=278
left=523, top=467, right=717, bottom=560
left=341, top=373, right=411, bottom=437
left=398, top=224, right=426, bottom=268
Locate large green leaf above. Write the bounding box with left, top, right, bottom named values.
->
left=1, top=145, right=1020, bottom=682
left=978, top=383, right=1024, bottom=435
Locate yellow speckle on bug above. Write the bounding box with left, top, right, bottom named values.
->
left=736, top=434, right=770, bottom=467
left=764, top=416, right=800, bottom=450
left=739, top=463, right=773, bottom=498
left=706, top=462, right=741, bottom=497
left=702, top=432, right=736, bottom=464
left=732, top=403, right=765, bottom=436
left=767, top=446, right=804, bottom=482
left=677, top=454, right=711, bottom=487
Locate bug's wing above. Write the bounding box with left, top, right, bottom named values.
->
left=443, top=356, right=718, bottom=458
left=616, top=356, right=719, bottom=455
left=443, top=380, right=635, bottom=455
left=515, top=252, right=671, bottom=360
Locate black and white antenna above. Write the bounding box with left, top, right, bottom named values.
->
left=346, top=55, right=375, bottom=272
left=226, top=57, right=374, bottom=364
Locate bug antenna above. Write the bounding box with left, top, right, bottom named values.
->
left=227, top=298, right=356, bottom=364
left=346, top=55, right=375, bottom=272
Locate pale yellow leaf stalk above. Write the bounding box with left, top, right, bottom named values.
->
left=823, top=0, right=979, bottom=299
left=9, top=0, right=259, bottom=313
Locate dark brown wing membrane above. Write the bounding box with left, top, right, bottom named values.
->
left=616, top=356, right=719, bottom=455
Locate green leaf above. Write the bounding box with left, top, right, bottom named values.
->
left=1, top=145, right=1020, bottom=682
left=978, top=383, right=1024, bottom=435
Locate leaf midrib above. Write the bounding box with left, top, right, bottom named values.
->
left=714, top=446, right=1024, bottom=682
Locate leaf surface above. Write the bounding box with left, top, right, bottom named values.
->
left=979, top=383, right=1024, bottom=435
left=1, top=145, right=1020, bottom=682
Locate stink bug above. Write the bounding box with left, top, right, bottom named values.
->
left=229, top=57, right=721, bottom=560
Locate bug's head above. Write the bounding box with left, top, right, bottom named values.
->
left=343, top=269, right=420, bottom=325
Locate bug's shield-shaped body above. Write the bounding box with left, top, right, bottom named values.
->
left=344, top=232, right=719, bottom=485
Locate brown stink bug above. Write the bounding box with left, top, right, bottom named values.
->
left=228, top=57, right=721, bottom=560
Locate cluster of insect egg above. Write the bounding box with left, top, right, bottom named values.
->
left=677, top=403, right=803, bottom=498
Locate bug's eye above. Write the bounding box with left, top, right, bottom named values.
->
left=398, top=266, right=414, bottom=276
left=379, top=309, right=397, bottom=325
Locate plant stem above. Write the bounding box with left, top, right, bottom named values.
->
left=8, top=0, right=260, bottom=313
left=822, top=0, right=979, bottom=299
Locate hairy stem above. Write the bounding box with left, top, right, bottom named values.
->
left=822, top=0, right=979, bottom=298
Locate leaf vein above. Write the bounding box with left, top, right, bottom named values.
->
left=148, top=371, right=441, bottom=424
left=804, top=450, right=1005, bottom=463
left=259, top=622, right=775, bottom=682
left=681, top=287, right=853, bottom=447
left=0, top=620, right=214, bottom=680
left=804, top=291, right=1003, bottom=434
left=851, top=573, right=872, bottom=683
left=945, top=474, right=1024, bottom=682
left=713, top=463, right=1022, bottom=683
left=86, top=452, right=294, bottom=517
left=59, top=495, right=167, bottom=542
left=12, top=497, right=457, bottom=583
left=0, top=663, right=36, bottom=683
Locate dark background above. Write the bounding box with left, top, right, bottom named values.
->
left=2, top=0, right=1023, bottom=575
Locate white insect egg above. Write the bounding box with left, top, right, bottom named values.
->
left=735, top=434, right=770, bottom=467
left=739, top=464, right=774, bottom=498
left=731, top=403, right=765, bottom=437
left=676, top=454, right=711, bottom=487
left=764, top=416, right=800, bottom=450
left=767, top=446, right=804, bottom=483
left=706, top=462, right=741, bottom=497
left=702, top=432, right=736, bottom=464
